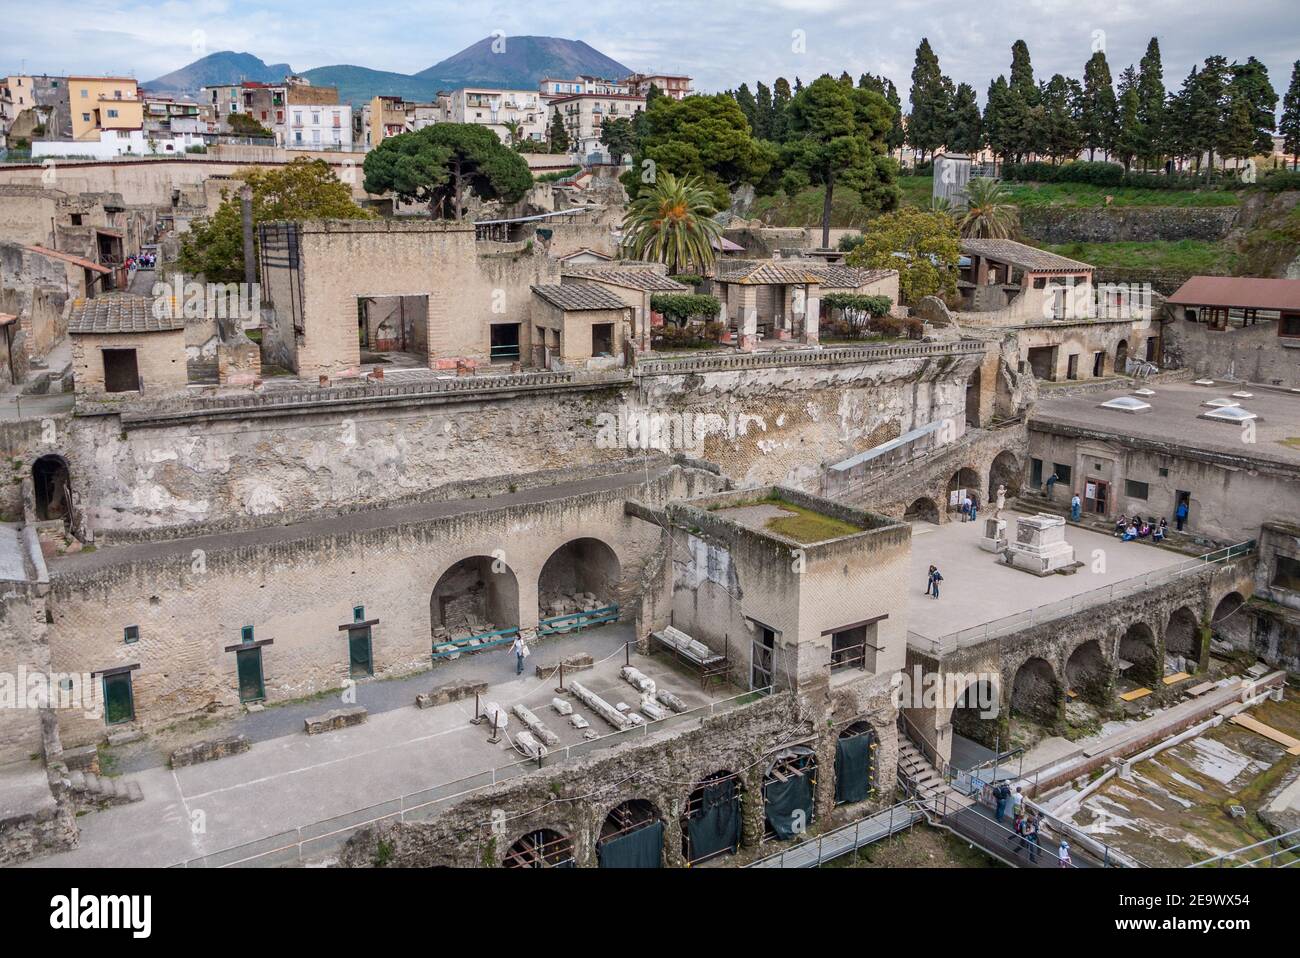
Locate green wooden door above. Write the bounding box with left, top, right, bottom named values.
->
left=103, top=672, right=134, bottom=725
left=348, top=627, right=373, bottom=678
left=236, top=647, right=265, bottom=702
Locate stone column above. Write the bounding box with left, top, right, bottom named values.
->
left=776, top=285, right=794, bottom=339
left=738, top=286, right=758, bottom=351
left=801, top=283, right=820, bottom=346
left=740, top=763, right=765, bottom=848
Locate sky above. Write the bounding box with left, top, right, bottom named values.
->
left=3, top=0, right=1299, bottom=108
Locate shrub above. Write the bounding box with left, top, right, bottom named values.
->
left=652, top=321, right=724, bottom=348
left=650, top=292, right=721, bottom=325
left=1000, top=160, right=1241, bottom=192
left=821, top=293, right=892, bottom=317
left=534, top=166, right=580, bottom=183
left=669, top=273, right=705, bottom=287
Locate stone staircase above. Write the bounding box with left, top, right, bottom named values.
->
left=65, top=769, right=144, bottom=811
left=896, top=739, right=975, bottom=814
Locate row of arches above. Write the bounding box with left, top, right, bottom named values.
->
left=499, top=725, right=881, bottom=868
left=904, top=449, right=1024, bottom=525
left=430, top=537, right=621, bottom=637
left=950, top=593, right=1244, bottom=742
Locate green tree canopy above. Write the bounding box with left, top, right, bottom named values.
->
left=179, top=159, right=373, bottom=282
left=599, top=116, right=636, bottom=164
left=548, top=111, right=570, bottom=153
left=908, top=38, right=952, bottom=163
left=779, top=75, right=900, bottom=248
left=622, top=94, right=776, bottom=210
left=621, top=172, right=722, bottom=274
left=946, top=82, right=983, bottom=154
left=1080, top=50, right=1119, bottom=160
left=844, top=206, right=960, bottom=304
left=1136, top=38, right=1167, bottom=167
left=362, top=123, right=533, bottom=219
left=1280, top=60, right=1300, bottom=169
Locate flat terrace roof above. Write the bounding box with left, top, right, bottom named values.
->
left=906, top=510, right=1187, bottom=646
left=1031, top=381, right=1300, bottom=470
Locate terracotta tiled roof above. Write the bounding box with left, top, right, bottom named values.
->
left=960, top=239, right=1092, bottom=272
left=531, top=284, right=629, bottom=311
left=560, top=267, right=687, bottom=292
left=25, top=245, right=110, bottom=274
left=715, top=263, right=825, bottom=285
left=67, top=295, right=184, bottom=334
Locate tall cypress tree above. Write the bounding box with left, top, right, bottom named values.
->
left=772, top=77, right=793, bottom=141
left=908, top=37, right=950, bottom=164
left=983, top=76, right=1014, bottom=163
left=1080, top=50, right=1119, bottom=160
left=1280, top=61, right=1300, bottom=169
left=1114, top=66, right=1143, bottom=171
left=734, top=83, right=759, bottom=134
left=946, top=82, right=983, bottom=154
left=754, top=82, right=773, bottom=140
left=1228, top=57, right=1278, bottom=158
left=1136, top=38, right=1166, bottom=169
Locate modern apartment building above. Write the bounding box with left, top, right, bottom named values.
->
left=624, top=72, right=693, bottom=100
left=444, top=87, right=547, bottom=144
left=549, top=90, right=645, bottom=156
left=68, top=76, right=142, bottom=141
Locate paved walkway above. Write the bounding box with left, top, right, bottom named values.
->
left=23, top=622, right=731, bottom=868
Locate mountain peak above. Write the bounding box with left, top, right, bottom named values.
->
left=144, top=51, right=294, bottom=93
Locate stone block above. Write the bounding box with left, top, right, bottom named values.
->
left=416, top=680, right=488, bottom=709
left=512, top=704, right=560, bottom=747
left=304, top=706, right=367, bottom=735
left=656, top=690, right=688, bottom=714
left=620, top=665, right=656, bottom=694
left=170, top=734, right=251, bottom=768
left=535, top=652, right=594, bottom=678
left=62, top=745, right=99, bottom=774
left=551, top=698, right=573, bottom=716
left=1006, top=513, right=1076, bottom=576
left=570, top=714, right=590, bottom=729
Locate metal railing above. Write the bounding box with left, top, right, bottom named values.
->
left=1188, top=824, right=1300, bottom=867
left=909, top=539, right=1256, bottom=655
left=747, top=799, right=923, bottom=867
left=174, top=685, right=769, bottom=868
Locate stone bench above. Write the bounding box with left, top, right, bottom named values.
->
left=170, top=734, right=251, bottom=768
left=416, top=680, right=488, bottom=709
left=304, top=706, right=368, bottom=735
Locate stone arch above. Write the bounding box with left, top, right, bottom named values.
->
left=597, top=798, right=664, bottom=868
left=834, top=719, right=879, bottom=805
left=949, top=674, right=1001, bottom=752
left=762, top=746, right=817, bottom=841
left=1210, top=591, right=1249, bottom=650
left=680, top=769, right=743, bottom=864
left=904, top=496, right=940, bottom=524
left=32, top=454, right=71, bottom=522
left=946, top=466, right=982, bottom=514
left=1118, top=621, right=1160, bottom=688
left=1009, top=656, right=1061, bottom=727
left=987, top=449, right=1022, bottom=501
left=538, top=537, right=622, bottom=621
left=502, top=827, right=575, bottom=868
left=1115, top=339, right=1129, bottom=373
left=1164, top=605, right=1201, bottom=662
left=1065, top=639, right=1111, bottom=707
left=430, top=555, right=520, bottom=638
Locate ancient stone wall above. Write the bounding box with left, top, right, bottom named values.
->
left=1162, top=314, right=1300, bottom=389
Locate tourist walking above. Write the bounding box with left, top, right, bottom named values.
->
left=1026, top=811, right=1041, bottom=863
left=969, top=494, right=978, bottom=523
left=1058, top=839, right=1072, bottom=868
left=510, top=634, right=529, bottom=675
left=1175, top=498, right=1189, bottom=532
left=1070, top=493, right=1081, bottom=522
left=1012, top=785, right=1025, bottom=819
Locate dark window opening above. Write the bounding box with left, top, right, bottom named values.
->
left=1125, top=479, right=1149, bottom=500
left=830, top=622, right=879, bottom=674
left=490, top=323, right=521, bottom=363
left=1272, top=555, right=1300, bottom=593
left=32, top=455, right=70, bottom=521
left=591, top=322, right=613, bottom=356
left=1092, top=351, right=1105, bottom=377
left=241, top=625, right=254, bottom=643
left=102, top=348, right=139, bottom=393
left=349, top=626, right=373, bottom=678
left=123, top=625, right=139, bottom=644
left=1052, top=463, right=1072, bottom=486
left=1066, top=353, right=1079, bottom=380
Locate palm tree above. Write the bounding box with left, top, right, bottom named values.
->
left=620, top=172, right=723, bottom=273
left=957, top=177, right=1019, bottom=239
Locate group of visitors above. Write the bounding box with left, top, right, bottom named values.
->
left=992, top=781, right=1072, bottom=867
left=1116, top=515, right=1168, bottom=543
left=125, top=251, right=157, bottom=271
left=959, top=493, right=979, bottom=523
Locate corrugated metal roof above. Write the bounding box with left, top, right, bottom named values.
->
left=1166, top=276, right=1300, bottom=312
left=531, top=284, right=629, bottom=311
left=67, top=295, right=184, bottom=334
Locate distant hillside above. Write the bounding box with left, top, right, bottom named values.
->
left=297, top=65, right=445, bottom=105
left=143, top=51, right=293, bottom=94
left=142, top=35, right=633, bottom=105
left=416, top=35, right=631, bottom=91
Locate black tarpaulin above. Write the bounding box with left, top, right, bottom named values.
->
left=687, top=778, right=740, bottom=862
left=597, top=820, right=664, bottom=868
left=835, top=733, right=874, bottom=804
left=765, top=772, right=813, bottom=840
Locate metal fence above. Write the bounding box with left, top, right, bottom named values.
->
left=174, top=686, right=769, bottom=868
left=910, top=539, right=1256, bottom=655
left=1188, top=825, right=1300, bottom=867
